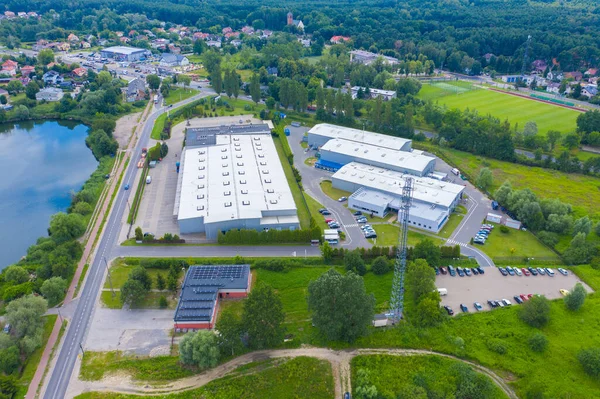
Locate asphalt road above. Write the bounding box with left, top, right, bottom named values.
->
left=43, top=92, right=214, bottom=399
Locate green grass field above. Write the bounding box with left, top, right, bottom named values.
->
left=418, top=83, right=579, bottom=135
left=478, top=224, right=560, bottom=262
left=319, top=180, right=351, bottom=201
left=369, top=224, right=445, bottom=247
left=352, top=355, right=508, bottom=399
left=163, top=87, right=198, bottom=106
left=76, top=357, right=333, bottom=399
left=418, top=142, right=600, bottom=220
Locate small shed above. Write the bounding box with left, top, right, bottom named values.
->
left=486, top=213, right=502, bottom=224
left=505, top=219, right=522, bottom=230
left=372, top=314, right=389, bottom=328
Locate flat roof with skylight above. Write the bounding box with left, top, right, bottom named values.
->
left=307, top=123, right=412, bottom=151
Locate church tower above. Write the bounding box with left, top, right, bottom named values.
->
left=287, top=11, right=293, bottom=26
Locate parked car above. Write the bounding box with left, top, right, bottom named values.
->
left=502, top=298, right=512, bottom=306
left=321, top=210, right=331, bottom=215
left=496, top=300, right=505, bottom=308
left=353, top=211, right=362, bottom=216
left=522, top=268, right=530, bottom=276
left=537, top=267, right=546, bottom=275
left=506, top=267, right=515, bottom=276
left=545, top=268, right=555, bottom=276
left=513, top=295, right=523, bottom=304
left=457, top=267, right=465, bottom=277
left=528, top=267, right=538, bottom=276
left=325, top=218, right=334, bottom=223
left=460, top=304, right=469, bottom=313
left=435, top=267, right=440, bottom=275
left=329, top=223, right=340, bottom=229
left=365, top=233, right=377, bottom=239
left=474, top=302, right=483, bottom=311
left=439, top=267, right=448, bottom=275
left=464, top=268, right=472, bottom=276
left=3, top=324, right=10, bottom=334
left=338, top=196, right=347, bottom=202
left=124, top=183, right=130, bottom=190
left=527, top=294, right=533, bottom=300
left=514, top=268, right=522, bottom=276
left=477, top=267, right=485, bottom=274
left=473, top=239, right=485, bottom=245
left=520, top=294, right=528, bottom=302
left=499, top=267, right=508, bottom=276
left=560, top=289, right=569, bottom=296
left=444, top=305, right=454, bottom=315
left=558, top=268, right=568, bottom=276
left=357, top=218, right=367, bottom=224
left=487, top=300, right=498, bottom=308
left=471, top=267, right=479, bottom=275
left=319, top=208, right=328, bottom=214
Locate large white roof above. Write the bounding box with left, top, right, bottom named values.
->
left=308, top=123, right=411, bottom=151
left=333, top=162, right=464, bottom=208
left=102, top=46, right=147, bottom=55
left=321, top=138, right=434, bottom=174
left=178, top=134, right=297, bottom=223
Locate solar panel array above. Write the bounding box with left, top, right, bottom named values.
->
left=174, top=265, right=250, bottom=324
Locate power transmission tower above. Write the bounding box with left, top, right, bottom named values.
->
left=521, top=35, right=532, bottom=77
left=389, top=177, right=413, bottom=323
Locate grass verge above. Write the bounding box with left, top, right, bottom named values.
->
left=163, top=88, right=198, bottom=106
left=479, top=223, right=560, bottom=262
left=319, top=180, right=351, bottom=201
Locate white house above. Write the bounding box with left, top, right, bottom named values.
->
left=159, top=54, right=190, bottom=67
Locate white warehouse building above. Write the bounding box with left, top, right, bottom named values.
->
left=307, top=123, right=412, bottom=152
left=332, top=162, right=465, bottom=233
left=174, top=124, right=299, bottom=238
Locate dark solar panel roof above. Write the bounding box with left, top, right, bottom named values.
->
left=174, top=265, right=250, bottom=323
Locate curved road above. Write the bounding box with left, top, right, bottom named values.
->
left=71, top=347, right=517, bottom=399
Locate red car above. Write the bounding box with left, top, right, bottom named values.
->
left=325, top=218, right=334, bottom=223
left=527, top=294, right=533, bottom=300
left=521, top=268, right=531, bottom=276
left=520, top=294, right=528, bottom=301
left=439, top=267, right=448, bottom=275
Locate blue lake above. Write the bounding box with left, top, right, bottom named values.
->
left=0, top=120, right=97, bottom=269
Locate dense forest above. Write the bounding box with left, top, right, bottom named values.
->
left=3, top=0, right=600, bottom=72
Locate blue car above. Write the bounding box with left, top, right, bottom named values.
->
left=477, top=267, right=485, bottom=274
left=499, top=267, right=508, bottom=276
left=124, top=184, right=130, bottom=190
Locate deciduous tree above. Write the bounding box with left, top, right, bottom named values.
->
left=4, top=266, right=29, bottom=284
left=241, top=283, right=284, bottom=349
left=41, top=277, right=67, bottom=307
left=179, top=330, right=220, bottom=369
left=564, top=283, right=586, bottom=311
left=120, top=279, right=146, bottom=306
left=307, top=269, right=375, bottom=342
left=215, top=309, right=243, bottom=356
left=518, top=295, right=550, bottom=328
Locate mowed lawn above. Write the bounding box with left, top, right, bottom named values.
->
left=478, top=224, right=560, bottom=262
left=418, top=84, right=579, bottom=135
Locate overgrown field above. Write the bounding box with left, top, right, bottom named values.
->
left=76, top=357, right=333, bottom=399
left=352, top=355, right=508, bottom=399
left=418, top=83, right=579, bottom=135
left=418, top=142, right=600, bottom=220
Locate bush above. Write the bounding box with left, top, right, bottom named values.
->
left=159, top=296, right=168, bottom=309
left=537, top=231, right=559, bottom=248
left=371, top=256, right=391, bottom=275
left=564, top=283, right=586, bottom=311
left=528, top=333, right=548, bottom=353
left=486, top=338, right=507, bottom=354
left=518, top=295, right=551, bottom=328
left=578, top=348, right=600, bottom=377
left=500, top=225, right=509, bottom=234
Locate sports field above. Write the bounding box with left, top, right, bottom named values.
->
left=418, top=81, right=579, bottom=135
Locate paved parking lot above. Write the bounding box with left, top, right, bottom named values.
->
left=437, top=267, right=592, bottom=314
left=85, top=308, right=174, bottom=356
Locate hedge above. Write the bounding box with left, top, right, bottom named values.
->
left=217, top=226, right=322, bottom=245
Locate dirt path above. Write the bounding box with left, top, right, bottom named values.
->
left=71, top=348, right=517, bottom=399
left=114, top=112, right=143, bottom=149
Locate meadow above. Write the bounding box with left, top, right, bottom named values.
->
left=76, top=357, right=333, bottom=399
left=418, top=82, right=580, bottom=135
left=352, top=355, right=508, bottom=399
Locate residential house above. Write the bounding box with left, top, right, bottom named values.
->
left=67, top=33, right=80, bottom=42
left=125, top=78, right=146, bottom=102
left=1, top=60, right=18, bottom=76
left=4, top=11, right=15, bottom=18
left=167, top=44, right=181, bottom=54
left=115, top=31, right=124, bottom=37
left=582, top=85, right=598, bottom=98
left=207, top=40, right=222, bottom=48
left=36, top=87, right=64, bottom=102
left=43, top=70, right=63, bottom=85
left=20, top=65, right=35, bottom=78
left=56, top=42, right=70, bottom=51
left=120, top=37, right=131, bottom=44
left=241, top=26, right=254, bottom=35
left=151, top=39, right=170, bottom=49
left=286, top=12, right=304, bottom=31
left=531, top=59, right=547, bottom=74
left=547, top=71, right=563, bottom=81
left=193, top=32, right=209, bottom=41
left=298, top=39, right=311, bottom=48
left=224, top=32, right=240, bottom=39
left=331, top=36, right=351, bottom=44
left=546, top=82, right=561, bottom=94
left=267, top=67, right=278, bottom=76
left=98, top=39, right=109, bottom=46
left=27, top=12, right=38, bottom=18
left=483, top=53, right=495, bottom=63
left=260, top=30, right=273, bottom=39
left=81, top=41, right=91, bottom=49
left=585, top=68, right=598, bottom=77
left=222, top=27, right=233, bottom=34
left=72, top=67, right=87, bottom=78
left=33, top=39, right=49, bottom=51
left=231, top=40, right=242, bottom=47
left=564, top=71, right=583, bottom=81
left=17, top=12, right=27, bottom=18
left=159, top=54, right=190, bottom=67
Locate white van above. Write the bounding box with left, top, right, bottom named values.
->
left=146, top=176, right=152, bottom=184
left=451, top=168, right=460, bottom=176
left=437, top=288, right=448, bottom=296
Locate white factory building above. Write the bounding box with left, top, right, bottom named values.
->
left=100, top=46, right=151, bottom=62
left=174, top=124, right=299, bottom=238
left=332, top=162, right=464, bottom=233
left=308, top=124, right=435, bottom=177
